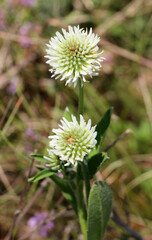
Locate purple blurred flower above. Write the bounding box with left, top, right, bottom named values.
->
left=28, top=212, right=47, bottom=227
left=26, top=128, right=35, bottom=137
left=57, top=172, right=64, bottom=178
left=19, top=22, right=33, bottom=48
left=7, top=77, right=19, bottom=95
left=21, top=0, right=37, bottom=7
left=46, top=221, right=55, bottom=229
left=20, top=38, right=31, bottom=48
left=40, top=221, right=55, bottom=237
left=28, top=215, right=38, bottom=227
left=40, top=226, right=48, bottom=238
left=19, top=22, right=32, bottom=35
left=103, top=53, right=113, bottom=63
left=28, top=212, right=55, bottom=237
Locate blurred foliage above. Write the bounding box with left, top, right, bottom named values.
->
left=0, top=0, right=152, bottom=239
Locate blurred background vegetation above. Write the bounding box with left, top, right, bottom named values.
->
left=0, top=0, right=152, bottom=239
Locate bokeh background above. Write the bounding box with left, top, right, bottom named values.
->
left=0, top=0, right=152, bottom=239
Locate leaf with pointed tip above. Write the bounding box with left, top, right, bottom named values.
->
left=88, top=108, right=113, bottom=158
left=31, top=154, right=51, bottom=163
left=29, top=169, right=54, bottom=182
left=96, top=107, right=113, bottom=148
left=88, top=152, right=109, bottom=179
left=87, top=181, right=112, bottom=240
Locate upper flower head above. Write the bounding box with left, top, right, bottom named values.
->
left=45, top=26, right=104, bottom=87
left=48, top=115, right=97, bottom=166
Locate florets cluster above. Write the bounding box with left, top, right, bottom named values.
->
left=45, top=26, right=104, bottom=87
left=48, top=115, right=97, bottom=166
left=44, top=151, right=61, bottom=171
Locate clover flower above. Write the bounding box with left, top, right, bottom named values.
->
left=45, top=26, right=104, bottom=87
left=48, top=115, right=97, bottom=166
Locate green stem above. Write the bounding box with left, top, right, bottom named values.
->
left=81, top=161, right=90, bottom=204
left=78, top=78, right=84, bottom=115
left=77, top=164, right=87, bottom=240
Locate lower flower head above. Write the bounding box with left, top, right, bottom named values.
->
left=45, top=26, right=105, bottom=87
left=44, top=151, right=61, bottom=171
left=48, top=115, right=97, bottom=166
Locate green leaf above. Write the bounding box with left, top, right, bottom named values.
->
left=36, top=165, right=46, bottom=171
left=88, top=108, right=113, bottom=158
left=31, top=154, right=51, bottom=163
left=29, top=169, right=54, bottom=182
left=64, top=107, right=72, bottom=122
left=50, top=174, right=77, bottom=214
left=88, top=152, right=109, bottom=179
left=87, top=181, right=112, bottom=240
left=96, top=107, right=113, bottom=149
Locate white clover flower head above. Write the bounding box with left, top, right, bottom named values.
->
left=48, top=115, right=97, bottom=166
left=45, top=25, right=105, bottom=87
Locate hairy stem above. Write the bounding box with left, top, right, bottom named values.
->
left=81, top=161, right=90, bottom=204
left=77, top=164, right=87, bottom=240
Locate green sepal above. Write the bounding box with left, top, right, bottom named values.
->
left=31, top=153, right=51, bottom=163
left=88, top=152, right=109, bottom=179
left=87, top=181, right=112, bottom=240
left=64, top=107, right=72, bottom=122
left=29, top=169, right=54, bottom=182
